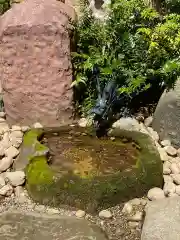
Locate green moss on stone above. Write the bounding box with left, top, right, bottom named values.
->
left=14, top=128, right=49, bottom=171
left=22, top=126, right=163, bottom=213
left=25, top=156, right=55, bottom=203
left=26, top=156, right=54, bottom=185
left=23, top=129, right=43, bottom=146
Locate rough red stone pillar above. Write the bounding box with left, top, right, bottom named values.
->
left=0, top=0, right=76, bottom=127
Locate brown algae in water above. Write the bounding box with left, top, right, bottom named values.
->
left=41, top=129, right=140, bottom=179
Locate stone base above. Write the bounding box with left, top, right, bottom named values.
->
left=0, top=210, right=107, bottom=240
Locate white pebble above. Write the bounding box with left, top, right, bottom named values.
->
left=158, top=148, right=169, bottom=162
left=147, top=127, right=159, bottom=142
left=161, top=139, right=171, bottom=147
left=175, top=185, right=180, bottom=195
left=75, top=210, right=86, bottom=218
left=34, top=204, right=46, bottom=212
left=170, top=163, right=180, bottom=174
left=168, top=192, right=178, bottom=197
left=0, top=122, right=9, bottom=135
left=144, top=116, right=153, bottom=127
left=172, top=174, right=180, bottom=185
left=4, top=171, right=25, bottom=187
left=9, top=131, right=23, bottom=148
left=33, top=122, right=43, bottom=129
left=140, top=199, right=147, bottom=206
left=21, top=126, right=30, bottom=132
left=163, top=161, right=171, bottom=174
left=171, top=157, right=180, bottom=163
left=163, top=175, right=173, bottom=183
left=46, top=207, right=60, bottom=214
left=99, top=210, right=112, bottom=219
left=10, top=130, right=23, bottom=138
left=129, top=198, right=141, bottom=206
left=163, top=182, right=176, bottom=196
left=147, top=187, right=165, bottom=200
left=78, top=118, right=88, bottom=128
left=164, top=146, right=177, bottom=157
left=0, top=157, right=13, bottom=172
left=5, top=146, right=19, bottom=158
left=11, top=125, right=22, bottom=131
left=0, top=184, right=13, bottom=196
left=122, top=202, right=133, bottom=215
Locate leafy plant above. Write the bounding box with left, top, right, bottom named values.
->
left=0, top=0, right=11, bottom=14
left=165, top=0, right=180, bottom=13
left=72, top=0, right=180, bottom=114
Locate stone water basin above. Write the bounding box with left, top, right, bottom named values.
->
left=17, top=125, right=163, bottom=213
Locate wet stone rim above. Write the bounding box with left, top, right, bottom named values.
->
left=18, top=125, right=163, bottom=213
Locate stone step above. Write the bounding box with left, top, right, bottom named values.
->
left=141, top=197, right=180, bottom=240
left=0, top=210, right=107, bottom=240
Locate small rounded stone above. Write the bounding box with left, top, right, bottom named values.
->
left=129, top=198, right=141, bottom=206
left=122, top=202, right=133, bottom=215
left=0, top=184, right=13, bottom=196
left=34, top=204, right=46, bottom=212
left=11, top=125, right=22, bottom=131
left=78, top=118, right=88, bottom=128
left=144, top=116, right=153, bottom=127
left=75, top=210, right=86, bottom=218
left=163, top=175, right=173, bottom=183
left=163, top=161, right=171, bottom=174
left=33, top=122, right=43, bottom=129
left=110, top=137, right=115, bottom=141
left=99, top=210, right=112, bottom=219
left=161, top=139, right=171, bottom=147
left=170, top=163, right=180, bottom=174
left=164, top=146, right=177, bottom=157
left=140, top=199, right=147, bottom=206
left=21, top=126, right=30, bottom=132
left=147, top=187, right=165, bottom=201
left=168, top=192, right=178, bottom=197
left=175, top=185, right=180, bottom=195
left=172, top=174, right=180, bottom=185
left=46, top=207, right=60, bottom=215
left=163, top=182, right=176, bottom=196
left=158, top=148, right=169, bottom=162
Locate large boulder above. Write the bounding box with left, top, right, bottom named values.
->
left=0, top=210, right=108, bottom=240
left=152, top=81, right=180, bottom=148
left=141, top=197, right=180, bottom=240
left=0, top=0, right=75, bottom=127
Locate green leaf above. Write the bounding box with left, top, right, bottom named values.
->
left=100, top=67, right=113, bottom=75
left=70, top=75, right=87, bottom=88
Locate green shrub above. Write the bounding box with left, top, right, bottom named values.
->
left=72, top=0, right=180, bottom=114
left=165, top=0, right=180, bottom=13
left=0, top=0, right=11, bottom=14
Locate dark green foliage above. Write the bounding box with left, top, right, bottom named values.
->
left=165, top=0, right=180, bottom=13
left=72, top=0, right=180, bottom=114
left=0, top=0, right=11, bottom=14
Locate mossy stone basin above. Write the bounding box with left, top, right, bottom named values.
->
left=17, top=125, right=163, bottom=213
